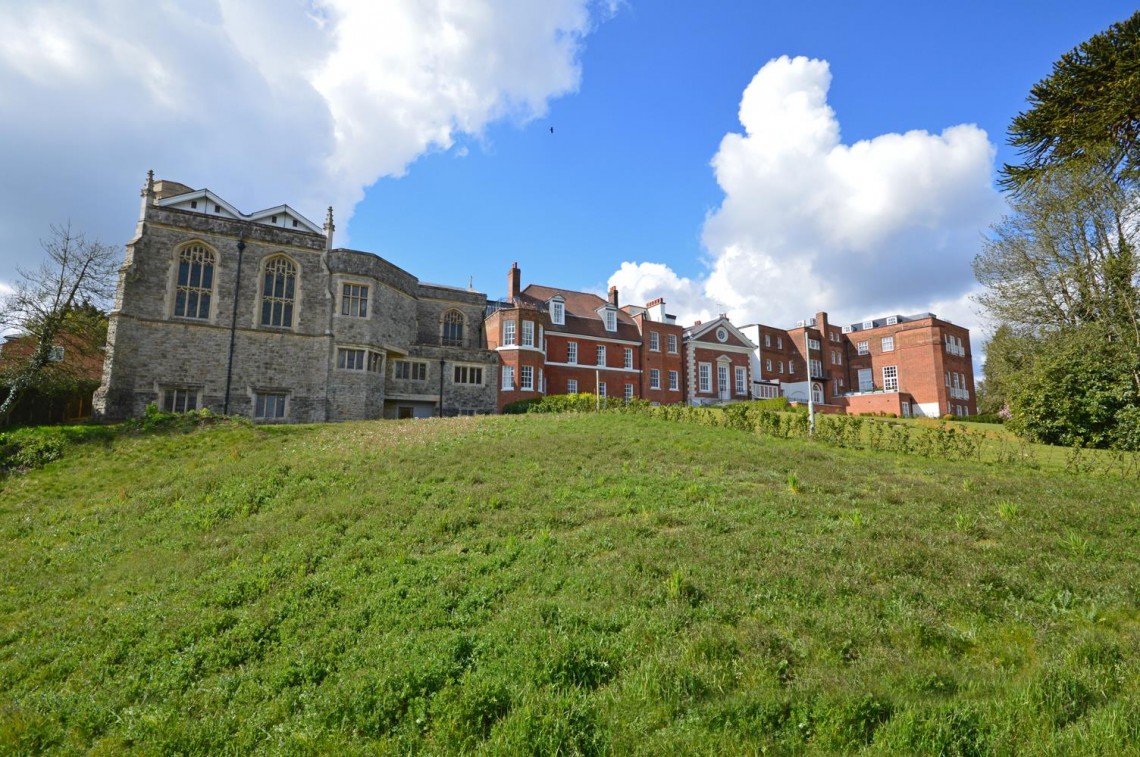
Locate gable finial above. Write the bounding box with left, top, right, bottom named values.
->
left=142, top=169, right=155, bottom=198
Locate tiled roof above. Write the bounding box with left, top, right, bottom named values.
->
left=521, top=284, right=641, bottom=341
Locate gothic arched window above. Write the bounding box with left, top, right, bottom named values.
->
left=174, top=243, right=215, bottom=319
left=442, top=309, right=464, bottom=346
left=261, top=256, right=297, bottom=328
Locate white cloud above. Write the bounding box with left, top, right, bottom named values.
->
left=0, top=0, right=602, bottom=279
left=613, top=55, right=1006, bottom=332
left=607, top=261, right=716, bottom=323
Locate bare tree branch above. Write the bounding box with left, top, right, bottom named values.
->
left=0, top=224, right=119, bottom=422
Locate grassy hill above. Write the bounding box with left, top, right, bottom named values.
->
left=2, top=412, right=1138, bottom=754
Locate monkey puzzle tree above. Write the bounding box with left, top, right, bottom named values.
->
left=978, top=11, right=1140, bottom=448
left=1002, top=10, right=1140, bottom=190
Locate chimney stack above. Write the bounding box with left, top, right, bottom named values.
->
left=508, top=262, right=521, bottom=301
left=608, top=285, right=619, bottom=307
left=646, top=297, right=667, bottom=322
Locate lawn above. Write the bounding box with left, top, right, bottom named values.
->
left=1, top=412, right=1138, bottom=754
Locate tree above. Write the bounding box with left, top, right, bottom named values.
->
left=975, top=164, right=1139, bottom=364
left=0, top=224, right=118, bottom=422
left=978, top=12, right=1140, bottom=448
left=976, top=324, right=1036, bottom=416
left=1005, top=323, right=1139, bottom=449
left=1002, top=11, right=1140, bottom=190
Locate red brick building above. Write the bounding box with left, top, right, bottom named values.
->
left=624, top=298, right=685, bottom=404
left=741, top=311, right=975, bottom=417
left=682, top=317, right=755, bottom=406
left=484, top=263, right=975, bottom=417
left=840, top=312, right=975, bottom=418
left=484, top=264, right=685, bottom=410
left=0, top=330, right=106, bottom=425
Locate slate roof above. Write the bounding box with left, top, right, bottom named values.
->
left=520, top=284, right=642, bottom=341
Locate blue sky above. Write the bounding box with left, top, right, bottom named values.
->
left=0, top=0, right=1134, bottom=345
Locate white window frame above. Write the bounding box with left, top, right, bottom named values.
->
left=520, top=365, right=534, bottom=390
left=604, top=309, right=617, bottom=332
left=810, top=358, right=822, bottom=378
left=764, top=334, right=771, bottom=347
left=624, top=347, right=634, bottom=369
left=883, top=365, right=898, bottom=392
left=668, top=370, right=679, bottom=391
left=550, top=299, right=565, bottom=325
left=521, top=320, right=535, bottom=347
left=735, top=366, right=746, bottom=395
left=667, top=334, right=678, bottom=353
left=624, top=383, right=634, bottom=401
left=598, top=382, right=606, bottom=398
left=501, top=365, right=514, bottom=390
left=881, top=336, right=895, bottom=352
left=503, top=319, right=516, bottom=346
left=567, top=341, right=578, bottom=364
left=699, top=362, right=712, bottom=393
left=596, top=345, right=606, bottom=366
left=650, top=368, right=661, bottom=389
left=567, top=378, right=578, bottom=393
left=765, top=358, right=772, bottom=372
left=857, top=340, right=869, bottom=355
left=858, top=368, right=873, bottom=393
left=649, top=331, right=660, bottom=351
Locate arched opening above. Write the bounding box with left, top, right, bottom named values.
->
left=441, top=309, right=464, bottom=346
left=260, top=256, right=297, bottom=327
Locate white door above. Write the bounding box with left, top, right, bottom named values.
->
left=718, top=365, right=729, bottom=400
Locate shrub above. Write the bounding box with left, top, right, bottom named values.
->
left=0, top=432, right=65, bottom=472
left=502, top=397, right=544, bottom=414
left=124, top=404, right=236, bottom=433
left=956, top=413, right=1004, bottom=425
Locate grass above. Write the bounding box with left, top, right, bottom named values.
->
left=1, top=412, right=1139, bottom=754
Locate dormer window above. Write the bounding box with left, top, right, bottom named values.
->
left=604, top=309, right=616, bottom=332
left=551, top=298, right=565, bottom=326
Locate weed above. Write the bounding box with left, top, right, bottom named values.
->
left=955, top=513, right=978, bottom=534
left=1062, top=530, right=1091, bottom=557
left=995, top=500, right=1019, bottom=521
